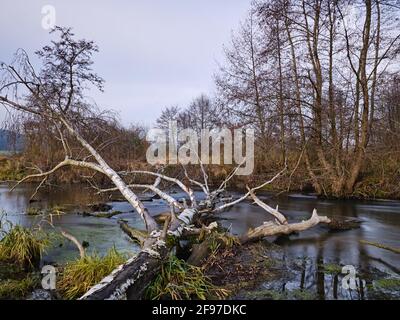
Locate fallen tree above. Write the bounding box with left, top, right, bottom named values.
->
left=0, top=27, right=351, bottom=300
left=77, top=161, right=339, bottom=300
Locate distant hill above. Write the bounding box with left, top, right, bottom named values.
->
left=0, top=129, right=24, bottom=152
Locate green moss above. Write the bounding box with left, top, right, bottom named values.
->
left=165, top=235, right=178, bottom=247
left=291, top=289, right=317, bottom=300
left=58, top=247, right=127, bottom=300
left=320, top=263, right=342, bottom=275
left=375, top=278, right=400, bottom=290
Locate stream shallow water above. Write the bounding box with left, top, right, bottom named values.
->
left=0, top=183, right=399, bottom=300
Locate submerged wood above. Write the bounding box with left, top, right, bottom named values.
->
left=360, top=240, right=400, bottom=254
left=118, top=220, right=147, bottom=246
left=83, top=211, right=123, bottom=218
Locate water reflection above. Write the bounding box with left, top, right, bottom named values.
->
left=219, top=193, right=400, bottom=276
left=256, top=254, right=399, bottom=300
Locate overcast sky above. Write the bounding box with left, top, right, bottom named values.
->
left=0, top=0, right=252, bottom=127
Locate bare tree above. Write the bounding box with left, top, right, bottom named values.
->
left=217, top=0, right=400, bottom=197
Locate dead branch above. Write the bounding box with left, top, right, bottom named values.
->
left=123, top=170, right=197, bottom=206
left=212, top=165, right=287, bottom=213
left=11, top=158, right=105, bottom=191
left=240, top=209, right=331, bottom=243
left=247, top=188, right=288, bottom=225
left=59, top=117, right=159, bottom=232
left=60, top=229, right=85, bottom=259
left=97, top=183, right=184, bottom=211
left=182, top=165, right=209, bottom=195
left=180, top=146, right=210, bottom=194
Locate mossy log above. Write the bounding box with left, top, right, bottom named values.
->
left=83, top=211, right=123, bottom=218
left=118, top=220, right=148, bottom=246
left=360, top=240, right=400, bottom=254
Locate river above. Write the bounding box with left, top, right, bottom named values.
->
left=1, top=183, right=399, bottom=299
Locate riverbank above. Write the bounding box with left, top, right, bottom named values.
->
left=1, top=152, right=400, bottom=200
left=203, top=241, right=400, bottom=300
left=1, top=235, right=399, bottom=300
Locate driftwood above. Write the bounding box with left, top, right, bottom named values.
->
left=247, top=189, right=288, bottom=225
left=240, top=209, right=331, bottom=243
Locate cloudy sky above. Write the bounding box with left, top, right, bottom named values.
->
left=0, top=0, right=252, bottom=126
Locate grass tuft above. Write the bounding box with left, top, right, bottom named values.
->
left=0, top=224, right=49, bottom=269
left=57, top=247, right=126, bottom=300
left=146, top=255, right=229, bottom=300
left=0, top=275, right=39, bottom=299
left=26, top=207, right=42, bottom=216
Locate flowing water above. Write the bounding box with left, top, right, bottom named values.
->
left=0, top=183, right=399, bottom=299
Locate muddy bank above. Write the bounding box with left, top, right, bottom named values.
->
left=203, top=241, right=400, bottom=300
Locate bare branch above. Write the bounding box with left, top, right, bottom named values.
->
left=60, top=229, right=85, bottom=259
left=213, top=165, right=287, bottom=213
left=247, top=188, right=288, bottom=225
left=182, top=165, right=208, bottom=195
left=123, top=170, right=197, bottom=206
left=12, top=158, right=105, bottom=191
left=97, top=183, right=184, bottom=211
